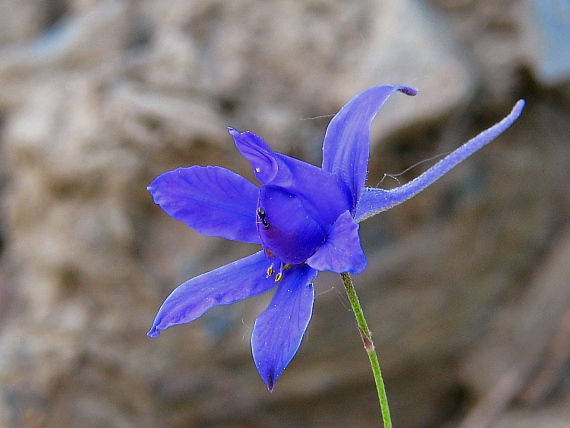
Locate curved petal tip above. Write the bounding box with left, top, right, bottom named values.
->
left=147, top=327, right=160, bottom=338
left=512, top=99, right=526, bottom=117
left=397, top=86, right=419, bottom=96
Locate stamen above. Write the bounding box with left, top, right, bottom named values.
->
left=274, top=262, right=289, bottom=282
left=266, top=263, right=274, bottom=278
left=265, top=248, right=274, bottom=258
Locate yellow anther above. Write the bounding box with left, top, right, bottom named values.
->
left=283, top=264, right=292, bottom=271
left=275, top=272, right=283, bottom=282
left=266, top=266, right=274, bottom=277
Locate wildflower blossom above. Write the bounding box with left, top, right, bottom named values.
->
left=147, top=85, right=524, bottom=390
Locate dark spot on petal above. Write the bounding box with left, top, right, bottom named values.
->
left=266, top=369, right=275, bottom=392
left=258, top=207, right=270, bottom=229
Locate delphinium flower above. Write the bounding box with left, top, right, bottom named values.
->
left=147, top=85, right=524, bottom=397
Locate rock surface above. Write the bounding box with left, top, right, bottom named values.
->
left=0, top=1, right=569, bottom=427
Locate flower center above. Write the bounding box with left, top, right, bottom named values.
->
left=256, top=186, right=326, bottom=265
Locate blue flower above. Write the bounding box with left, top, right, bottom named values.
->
left=147, top=85, right=524, bottom=390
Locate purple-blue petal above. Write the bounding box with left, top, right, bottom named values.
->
left=228, top=128, right=280, bottom=185
left=307, top=210, right=367, bottom=274
left=354, top=99, right=526, bottom=222
left=322, top=85, right=418, bottom=210
left=148, top=165, right=261, bottom=244
left=148, top=251, right=275, bottom=337
left=251, top=264, right=318, bottom=391
left=272, top=153, right=353, bottom=226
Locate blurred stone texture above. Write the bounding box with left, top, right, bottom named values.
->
left=0, top=0, right=568, bottom=427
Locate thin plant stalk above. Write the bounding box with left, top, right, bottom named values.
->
left=341, top=272, right=392, bottom=428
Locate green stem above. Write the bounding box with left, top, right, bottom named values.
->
left=341, top=272, right=392, bottom=428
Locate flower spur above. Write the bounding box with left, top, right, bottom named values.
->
left=147, top=85, right=525, bottom=391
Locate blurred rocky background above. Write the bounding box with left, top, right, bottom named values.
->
left=0, top=0, right=569, bottom=427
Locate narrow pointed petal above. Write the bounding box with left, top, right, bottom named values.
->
left=251, top=264, right=317, bottom=390
left=148, top=165, right=261, bottom=244
left=307, top=211, right=367, bottom=274
left=354, top=99, right=526, bottom=222
left=322, top=85, right=418, bottom=209
left=228, top=127, right=280, bottom=184
left=148, top=251, right=275, bottom=337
